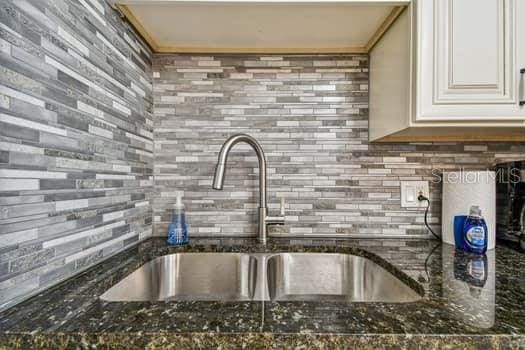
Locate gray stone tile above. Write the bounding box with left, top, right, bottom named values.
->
left=0, top=0, right=152, bottom=310
left=152, top=54, right=525, bottom=239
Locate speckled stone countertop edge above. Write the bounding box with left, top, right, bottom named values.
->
left=0, top=332, right=524, bottom=350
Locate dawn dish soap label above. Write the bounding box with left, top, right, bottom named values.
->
left=167, top=193, right=189, bottom=246
left=462, top=205, right=488, bottom=255
left=465, top=226, right=486, bottom=247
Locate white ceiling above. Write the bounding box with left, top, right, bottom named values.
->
left=113, top=1, right=409, bottom=53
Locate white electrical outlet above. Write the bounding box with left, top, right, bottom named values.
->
left=401, top=181, right=429, bottom=208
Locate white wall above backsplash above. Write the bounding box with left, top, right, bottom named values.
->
left=112, top=0, right=407, bottom=53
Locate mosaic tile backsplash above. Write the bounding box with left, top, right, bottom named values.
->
left=152, top=54, right=525, bottom=238
left=0, top=0, right=153, bottom=310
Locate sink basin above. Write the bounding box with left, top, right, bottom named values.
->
left=100, top=253, right=257, bottom=301
left=267, top=253, right=421, bottom=303
left=101, top=252, right=421, bottom=303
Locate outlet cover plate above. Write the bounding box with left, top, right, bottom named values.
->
left=401, top=181, right=429, bottom=208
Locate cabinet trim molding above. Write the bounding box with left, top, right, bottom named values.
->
left=434, top=0, right=516, bottom=104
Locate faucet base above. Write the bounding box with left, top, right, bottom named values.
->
left=258, top=206, right=285, bottom=245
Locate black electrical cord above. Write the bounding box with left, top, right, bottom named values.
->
left=417, top=193, right=442, bottom=283
left=417, top=194, right=441, bottom=240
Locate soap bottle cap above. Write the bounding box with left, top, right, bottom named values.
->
left=469, top=205, right=482, bottom=217
left=174, top=193, right=185, bottom=210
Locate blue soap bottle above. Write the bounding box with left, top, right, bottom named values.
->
left=462, top=206, right=488, bottom=254
left=167, top=193, right=189, bottom=246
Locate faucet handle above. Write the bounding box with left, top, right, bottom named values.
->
left=279, top=196, right=285, bottom=216
left=266, top=197, right=286, bottom=226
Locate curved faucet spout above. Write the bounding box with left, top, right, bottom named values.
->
left=212, top=134, right=284, bottom=245
left=212, top=134, right=267, bottom=208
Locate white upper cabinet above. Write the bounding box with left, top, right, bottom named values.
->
left=369, top=0, right=525, bottom=141
left=417, top=0, right=525, bottom=121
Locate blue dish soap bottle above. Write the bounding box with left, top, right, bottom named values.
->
left=167, top=193, right=189, bottom=246
left=462, top=205, right=488, bottom=254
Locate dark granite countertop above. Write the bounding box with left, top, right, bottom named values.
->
left=0, top=237, right=524, bottom=349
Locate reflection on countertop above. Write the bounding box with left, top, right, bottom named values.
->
left=442, top=246, right=496, bottom=329
left=0, top=237, right=524, bottom=349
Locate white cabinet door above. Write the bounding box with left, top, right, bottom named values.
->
left=416, top=0, right=525, bottom=121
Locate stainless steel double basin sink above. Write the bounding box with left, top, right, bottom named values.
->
left=100, top=252, right=421, bottom=303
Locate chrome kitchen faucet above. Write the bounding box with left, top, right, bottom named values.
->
left=212, top=134, right=285, bottom=244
